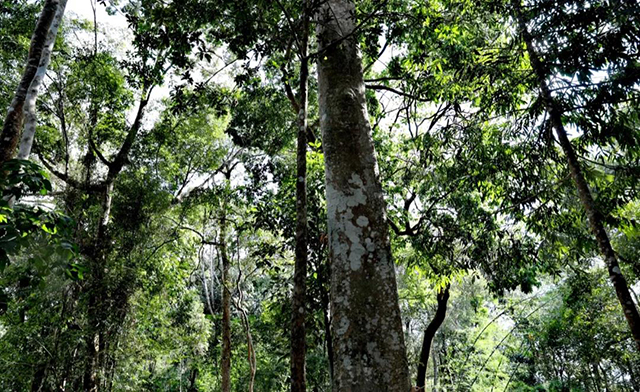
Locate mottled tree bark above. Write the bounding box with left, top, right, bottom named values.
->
left=18, top=0, right=68, bottom=160
left=0, top=0, right=59, bottom=164
left=416, top=286, right=449, bottom=390
left=220, top=210, right=232, bottom=392
left=316, top=1, right=411, bottom=390
left=514, top=2, right=640, bottom=351
left=291, top=2, right=310, bottom=391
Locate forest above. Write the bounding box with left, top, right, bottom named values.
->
left=0, top=0, right=639, bottom=391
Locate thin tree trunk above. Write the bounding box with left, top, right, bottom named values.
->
left=234, top=270, right=257, bottom=392
left=31, top=286, right=72, bottom=391
left=0, top=0, right=60, bottom=165
left=316, top=1, right=410, bottom=390
left=590, top=363, right=603, bottom=392
left=291, top=2, right=310, bottom=391
left=106, top=344, right=118, bottom=392
left=320, top=260, right=334, bottom=382
left=201, top=247, right=214, bottom=315
left=30, top=364, right=46, bottom=392
left=432, top=350, right=438, bottom=392
left=82, top=4, right=99, bottom=189
left=59, top=345, right=78, bottom=390
left=416, top=286, right=449, bottom=391
left=239, top=309, right=256, bottom=392
left=220, top=207, right=232, bottom=392
left=83, top=328, right=99, bottom=391
left=188, top=368, right=198, bottom=392
left=627, top=362, right=639, bottom=392
left=598, top=363, right=610, bottom=392
left=514, top=1, right=640, bottom=351
left=18, top=0, right=67, bottom=160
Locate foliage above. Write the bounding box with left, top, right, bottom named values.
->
left=0, top=159, right=75, bottom=272
left=0, top=0, right=639, bottom=391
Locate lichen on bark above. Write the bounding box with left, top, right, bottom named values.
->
left=316, top=0, right=411, bottom=390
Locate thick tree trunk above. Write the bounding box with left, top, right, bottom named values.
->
left=83, top=274, right=108, bottom=392
left=83, top=201, right=112, bottom=392
left=18, top=0, right=67, bottom=160
left=0, top=0, right=60, bottom=165
left=6, top=0, right=64, bottom=210
left=416, top=286, right=449, bottom=390
left=514, top=2, right=640, bottom=351
left=80, top=89, right=151, bottom=391
left=291, top=2, right=310, bottom=391
left=316, top=1, right=411, bottom=390
left=74, top=67, right=150, bottom=392
left=220, top=211, right=232, bottom=392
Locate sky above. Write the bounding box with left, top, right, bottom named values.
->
left=66, top=0, right=127, bottom=29
left=60, top=0, right=249, bottom=193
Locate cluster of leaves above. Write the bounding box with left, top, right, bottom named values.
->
left=509, top=271, right=640, bottom=391
left=0, top=160, right=75, bottom=272
left=0, top=0, right=39, bottom=110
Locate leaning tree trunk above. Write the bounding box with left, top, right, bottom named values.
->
left=416, top=286, right=449, bottom=390
left=0, top=0, right=60, bottom=165
left=514, top=1, right=640, bottom=351
left=316, top=1, right=411, bottom=390
left=220, top=208, right=232, bottom=392
left=291, top=2, right=310, bottom=391
left=18, top=0, right=68, bottom=160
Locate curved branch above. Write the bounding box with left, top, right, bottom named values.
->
left=366, top=84, right=430, bottom=103
left=37, top=149, right=105, bottom=193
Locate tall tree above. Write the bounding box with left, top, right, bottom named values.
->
left=0, top=0, right=62, bottom=164
left=416, top=285, right=449, bottom=390
left=18, top=0, right=68, bottom=160
left=316, top=0, right=410, bottom=390
left=220, top=190, right=232, bottom=392
left=291, top=1, right=311, bottom=391
left=513, top=0, right=640, bottom=350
